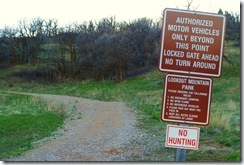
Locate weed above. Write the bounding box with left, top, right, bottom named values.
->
left=225, top=152, right=240, bottom=161
left=0, top=94, right=65, bottom=160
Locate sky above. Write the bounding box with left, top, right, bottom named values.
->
left=0, top=0, right=240, bottom=29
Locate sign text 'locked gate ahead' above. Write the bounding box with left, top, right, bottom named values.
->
left=158, top=8, right=226, bottom=77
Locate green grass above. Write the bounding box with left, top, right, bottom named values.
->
left=0, top=94, right=65, bottom=160
left=0, top=41, right=240, bottom=161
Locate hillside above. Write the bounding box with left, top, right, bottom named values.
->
left=0, top=41, right=241, bottom=161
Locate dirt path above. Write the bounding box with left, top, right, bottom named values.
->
left=6, top=92, right=146, bottom=161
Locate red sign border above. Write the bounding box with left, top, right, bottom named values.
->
left=158, top=8, right=226, bottom=77
left=165, top=125, right=200, bottom=150
left=161, top=74, right=212, bottom=126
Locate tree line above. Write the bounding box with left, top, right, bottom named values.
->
left=0, top=9, right=240, bottom=82
left=218, top=9, right=240, bottom=41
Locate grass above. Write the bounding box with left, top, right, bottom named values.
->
left=0, top=94, right=66, bottom=160
left=0, top=41, right=240, bottom=161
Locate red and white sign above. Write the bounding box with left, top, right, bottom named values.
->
left=161, top=74, right=212, bottom=125
left=166, top=125, right=200, bottom=150
left=158, top=8, right=226, bottom=77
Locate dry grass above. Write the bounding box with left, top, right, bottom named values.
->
left=209, top=111, right=231, bottom=130
left=209, top=98, right=239, bottom=131
left=30, top=96, right=76, bottom=115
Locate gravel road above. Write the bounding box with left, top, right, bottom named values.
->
left=6, top=93, right=149, bottom=161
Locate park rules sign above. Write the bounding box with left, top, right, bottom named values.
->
left=159, top=8, right=226, bottom=77
left=161, top=74, right=212, bottom=126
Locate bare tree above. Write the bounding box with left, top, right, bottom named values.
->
left=0, top=26, right=18, bottom=65
left=177, top=0, right=199, bottom=11
left=17, top=18, right=46, bottom=65
left=55, top=25, right=79, bottom=78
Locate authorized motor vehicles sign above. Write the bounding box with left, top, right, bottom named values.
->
left=161, top=74, right=212, bottom=126
left=158, top=8, right=226, bottom=77
left=166, top=125, right=200, bottom=150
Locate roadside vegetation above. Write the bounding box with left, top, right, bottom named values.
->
left=0, top=94, right=66, bottom=159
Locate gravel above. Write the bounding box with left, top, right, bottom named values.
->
left=6, top=93, right=149, bottom=161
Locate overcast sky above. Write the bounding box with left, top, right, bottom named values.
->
left=0, top=0, right=240, bottom=28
